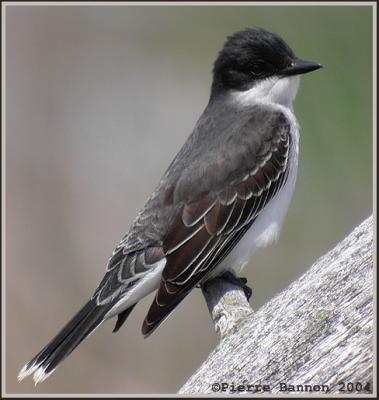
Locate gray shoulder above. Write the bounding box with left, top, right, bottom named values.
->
left=115, top=102, right=291, bottom=255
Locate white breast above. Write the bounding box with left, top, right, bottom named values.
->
left=206, top=75, right=301, bottom=279
left=106, top=75, right=301, bottom=316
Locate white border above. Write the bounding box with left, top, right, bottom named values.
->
left=1, top=1, right=376, bottom=398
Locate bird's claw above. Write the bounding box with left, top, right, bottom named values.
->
left=220, top=271, right=252, bottom=302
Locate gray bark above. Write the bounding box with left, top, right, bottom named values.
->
left=180, top=216, right=374, bottom=395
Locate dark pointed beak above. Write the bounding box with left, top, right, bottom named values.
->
left=281, top=58, right=322, bottom=76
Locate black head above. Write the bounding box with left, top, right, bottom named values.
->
left=211, top=28, right=321, bottom=97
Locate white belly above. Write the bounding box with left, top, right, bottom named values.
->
left=206, top=104, right=299, bottom=279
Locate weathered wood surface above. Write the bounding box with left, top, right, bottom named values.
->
left=201, top=275, right=254, bottom=341
left=180, top=216, right=373, bottom=395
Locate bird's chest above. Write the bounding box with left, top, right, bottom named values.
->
left=207, top=106, right=299, bottom=278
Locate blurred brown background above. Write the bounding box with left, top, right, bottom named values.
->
left=5, top=4, right=373, bottom=395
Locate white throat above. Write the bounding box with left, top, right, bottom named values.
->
left=207, top=76, right=301, bottom=281
left=232, top=75, right=300, bottom=109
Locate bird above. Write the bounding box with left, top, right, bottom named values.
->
left=18, top=27, right=322, bottom=385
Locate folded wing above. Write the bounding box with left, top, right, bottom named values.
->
left=142, top=107, right=292, bottom=336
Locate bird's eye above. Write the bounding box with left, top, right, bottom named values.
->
left=251, top=62, right=264, bottom=77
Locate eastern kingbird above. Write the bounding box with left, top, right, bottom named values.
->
left=18, top=28, right=322, bottom=384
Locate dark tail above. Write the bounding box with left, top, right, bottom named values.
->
left=18, top=298, right=112, bottom=384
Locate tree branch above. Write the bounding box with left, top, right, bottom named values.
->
left=180, top=216, right=373, bottom=395
left=201, top=276, right=254, bottom=340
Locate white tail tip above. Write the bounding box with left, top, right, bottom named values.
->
left=17, top=363, right=37, bottom=382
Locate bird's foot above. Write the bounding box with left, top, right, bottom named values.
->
left=220, top=271, right=252, bottom=302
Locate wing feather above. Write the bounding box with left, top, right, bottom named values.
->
left=81, top=104, right=296, bottom=339
left=204, top=200, right=236, bottom=235
left=142, top=109, right=293, bottom=336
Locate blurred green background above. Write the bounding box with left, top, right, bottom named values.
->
left=6, top=4, right=373, bottom=395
